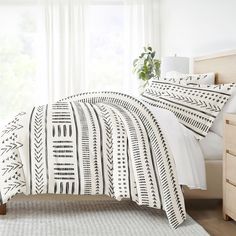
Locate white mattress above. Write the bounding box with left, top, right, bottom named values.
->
left=199, top=131, right=223, bottom=160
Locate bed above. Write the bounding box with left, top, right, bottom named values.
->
left=0, top=92, right=197, bottom=229
left=184, top=50, right=236, bottom=199
left=0, top=50, right=235, bottom=228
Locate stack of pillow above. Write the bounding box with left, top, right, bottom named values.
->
left=141, top=71, right=236, bottom=139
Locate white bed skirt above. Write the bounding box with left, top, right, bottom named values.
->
left=183, top=160, right=222, bottom=199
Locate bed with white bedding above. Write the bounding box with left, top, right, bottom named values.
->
left=0, top=50, right=236, bottom=228
left=0, top=91, right=199, bottom=229
left=0, top=86, right=227, bottom=229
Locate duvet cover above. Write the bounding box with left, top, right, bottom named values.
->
left=0, top=91, right=185, bottom=228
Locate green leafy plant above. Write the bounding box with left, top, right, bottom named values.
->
left=133, top=46, right=161, bottom=87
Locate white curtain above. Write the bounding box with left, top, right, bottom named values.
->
left=43, top=0, right=160, bottom=102
left=44, top=0, right=87, bottom=103
left=124, top=0, right=160, bottom=94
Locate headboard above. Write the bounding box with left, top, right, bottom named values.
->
left=193, top=50, right=236, bottom=84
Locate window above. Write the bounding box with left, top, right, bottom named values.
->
left=84, top=4, right=125, bottom=92
left=0, top=0, right=157, bottom=124
left=0, top=4, right=47, bottom=124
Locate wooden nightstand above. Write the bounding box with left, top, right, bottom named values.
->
left=223, top=113, right=236, bottom=221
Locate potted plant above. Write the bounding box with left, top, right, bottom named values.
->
left=133, top=46, right=161, bottom=92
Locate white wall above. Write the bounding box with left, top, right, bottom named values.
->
left=160, top=0, right=236, bottom=57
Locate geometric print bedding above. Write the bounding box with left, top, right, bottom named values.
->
left=0, top=91, right=185, bottom=229
left=141, top=79, right=235, bottom=139
left=165, top=72, right=215, bottom=85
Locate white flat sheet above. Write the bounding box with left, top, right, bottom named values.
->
left=199, top=131, right=223, bottom=160
left=143, top=102, right=206, bottom=190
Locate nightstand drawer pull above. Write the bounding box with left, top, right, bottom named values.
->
left=225, top=120, right=236, bottom=126
left=226, top=179, right=236, bottom=187
left=226, top=150, right=236, bottom=157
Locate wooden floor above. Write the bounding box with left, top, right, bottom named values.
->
left=186, top=200, right=236, bottom=236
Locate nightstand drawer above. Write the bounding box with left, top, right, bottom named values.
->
left=225, top=181, right=236, bottom=218
left=223, top=114, right=236, bottom=221
left=226, top=152, right=236, bottom=184
left=225, top=123, right=236, bottom=150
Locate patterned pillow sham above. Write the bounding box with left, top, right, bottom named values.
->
left=143, top=77, right=184, bottom=99
left=141, top=79, right=235, bottom=139
left=165, top=71, right=215, bottom=85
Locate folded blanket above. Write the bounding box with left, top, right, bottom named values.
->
left=0, top=91, right=185, bottom=228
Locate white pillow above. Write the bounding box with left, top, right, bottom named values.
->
left=210, top=88, right=236, bottom=137
left=165, top=71, right=215, bottom=85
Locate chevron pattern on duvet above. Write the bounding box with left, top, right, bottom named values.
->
left=0, top=91, right=186, bottom=229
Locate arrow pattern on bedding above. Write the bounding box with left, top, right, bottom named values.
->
left=30, top=105, right=48, bottom=194
left=142, top=79, right=235, bottom=139
left=0, top=91, right=186, bottom=229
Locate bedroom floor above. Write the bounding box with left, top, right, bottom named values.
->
left=186, top=200, right=236, bottom=236
left=1, top=196, right=208, bottom=236
left=3, top=196, right=236, bottom=235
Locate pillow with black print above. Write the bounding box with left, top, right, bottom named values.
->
left=141, top=81, right=235, bottom=139
left=165, top=71, right=215, bottom=85
left=142, top=77, right=185, bottom=100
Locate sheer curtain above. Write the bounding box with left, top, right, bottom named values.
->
left=124, top=0, right=160, bottom=95
left=0, top=1, right=47, bottom=125
left=43, top=0, right=160, bottom=102
left=0, top=0, right=160, bottom=123
left=44, top=0, right=87, bottom=103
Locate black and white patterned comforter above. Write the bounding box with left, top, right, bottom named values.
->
left=0, top=92, right=185, bottom=228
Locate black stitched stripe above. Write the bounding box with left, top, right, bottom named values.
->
left=70, top=102, right=81, bottom=195
left=74, top=102, right=92, bottom=195
left=126, top=139, right=132, bottom=200
left=146, top=134, right=163, bottom=209
left=83, top=103, right=101, bottom=195
left=93, top=105, right=105, bottom=195
left=29, top=107, right=35, bottom=194
left=45, top=105, right=49, bottom=193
